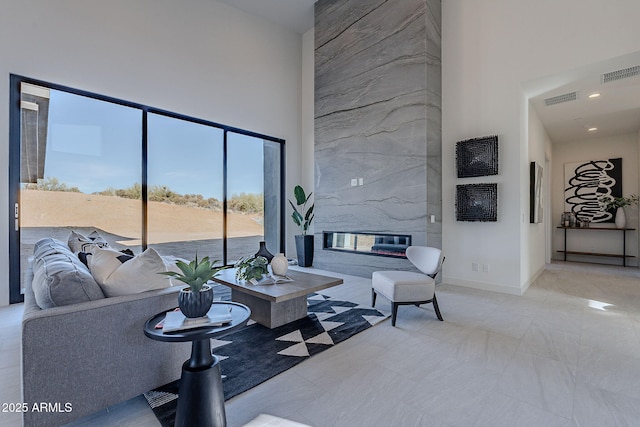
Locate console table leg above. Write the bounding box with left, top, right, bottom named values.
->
left=176, top=339, right=226, bottom=427
left=623, top=230, right=627, bottom=267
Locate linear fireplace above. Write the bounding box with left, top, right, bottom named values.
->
left=323, top=232, right=411, bottom=258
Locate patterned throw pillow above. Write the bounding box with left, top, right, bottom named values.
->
left=67, top=230, right=110, bottom=254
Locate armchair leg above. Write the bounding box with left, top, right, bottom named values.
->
left=372, top=289, right=377, bottom=307
left=432, top=293, right=443, bottom=321
left=391, top=302, right=399, bottom=327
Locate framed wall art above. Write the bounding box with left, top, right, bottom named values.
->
left=564, top=158, right=622, bottom=223
left=530, top=161, right=543, bottom=223
left=456, top=135, right=498, bottom=178
left=456, top=183, right=497, bottom=222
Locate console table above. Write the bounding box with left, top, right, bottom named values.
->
left=557, top=226, right=636, bottom=266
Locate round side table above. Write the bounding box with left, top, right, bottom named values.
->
left=144, top=301, right=250, bottom=427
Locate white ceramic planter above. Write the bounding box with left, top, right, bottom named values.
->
left=615, top=207, right=626, bottom=229
left=270, top=253, right=288, bottom=276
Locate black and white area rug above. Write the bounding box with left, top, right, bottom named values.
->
left=144, top=293, right=388, bottom=427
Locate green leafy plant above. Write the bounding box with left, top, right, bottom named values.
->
left=288, top=185, right=314, bottom=235
left=234, top=255, right=269, bottom=281
left=600, top=194, right=640, bottom=211
left=161, top=254, right=226, bottom=292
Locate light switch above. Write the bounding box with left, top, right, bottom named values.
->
left=351, top=178, right=358, bottom=186
left=358, top=178, right=364, bottom=186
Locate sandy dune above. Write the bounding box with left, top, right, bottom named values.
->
left=21, top=190, right=264, bottom=244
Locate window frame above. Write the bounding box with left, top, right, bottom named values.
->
left=9, top=74, right=286, bottom=304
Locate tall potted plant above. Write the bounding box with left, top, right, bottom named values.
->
left=289, top=185, right=315, bottom=267
left=161, top=254, right=226, bottom=318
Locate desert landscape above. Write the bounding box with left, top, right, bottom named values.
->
left=19, top=190, right=267, bottom=265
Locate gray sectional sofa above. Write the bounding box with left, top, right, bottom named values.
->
left=21, top=238, right=190, bottom=426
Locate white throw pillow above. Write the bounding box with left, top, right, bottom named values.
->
left=87, top=248, right=132, bottom=286
left=89, top=247, right=172, bottom=297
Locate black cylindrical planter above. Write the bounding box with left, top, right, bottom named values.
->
left=178, top=286, right=214, bottom=318
left=255, top=241, right=274, bottom=262
left=295, top=235, right=314, bottom=267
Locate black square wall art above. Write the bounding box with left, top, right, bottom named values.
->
left=456, top=183, right=497, bottom=222
left=456, top=135, right=499, bottom=178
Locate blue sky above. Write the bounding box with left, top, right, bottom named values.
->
left=44, top=89, right=267, bottom=200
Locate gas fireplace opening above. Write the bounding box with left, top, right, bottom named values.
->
left=323, top=232, right=411, bottom=258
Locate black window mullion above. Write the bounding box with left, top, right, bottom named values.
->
left=222, top=130, right=228, bottom=265
left=9, top=75, right=23, bottom=304
left=142, top=109, right=148, bottom=250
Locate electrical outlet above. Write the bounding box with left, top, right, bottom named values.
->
left=482, top=264, right=489, bottom=273
left=358, top=177, right=364, bottom=186
left=472, top=262, right=479, bottom=272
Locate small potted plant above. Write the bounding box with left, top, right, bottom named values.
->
left=600, top=194, right=639, bottom=229
left=289, top=185, right=314, bottom=267
left=161, top=254, right=226, bottom=318
left=234, top=255, right=269, bottom=282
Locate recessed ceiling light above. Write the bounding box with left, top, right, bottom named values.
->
left=588, top=93, right=601, bottom=98
left=588, top=127, right=598, bottom=132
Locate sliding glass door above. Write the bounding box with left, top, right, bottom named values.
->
left=15, top=83, right=143, bottom=298
left=9, top=75, right=285, bottom=304
left=147, top=113, right=224, bottom=262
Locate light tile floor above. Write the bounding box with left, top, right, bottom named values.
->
left=2, top=262, right=640, bottom=426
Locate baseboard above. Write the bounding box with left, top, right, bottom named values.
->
left=442, top=276, right=524, bottom=296
left=520, top=264, right=545, bottom=295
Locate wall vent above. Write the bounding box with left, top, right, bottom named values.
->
left=602, top=65, right=640, bottom=83
left=544, top=92, right=577, bottom=106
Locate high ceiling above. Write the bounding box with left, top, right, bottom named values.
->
left=217, top=0, right=316, bottom=34
left=528, top=52, right=640, bottom=144
left=218, top=2, right=640, bottom=145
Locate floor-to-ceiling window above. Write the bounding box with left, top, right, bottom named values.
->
left=146, top=113, right=225, bottom=261
left=9, top=76, right=285, bottom=303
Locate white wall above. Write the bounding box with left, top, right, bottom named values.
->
left=551, top=134, right=639, bottom=266
left=442, top=0, right=640, bottom=294
left=0, top=0, right=303, bottom=306
left=523, top=106, right=552, bottom=288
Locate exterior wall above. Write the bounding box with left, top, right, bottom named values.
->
left=313, top=0, right=442, bottom=277
left=0, top=0, right=303, bottom=306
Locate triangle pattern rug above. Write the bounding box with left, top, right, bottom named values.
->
left=144, top=293, right=388, bottom=427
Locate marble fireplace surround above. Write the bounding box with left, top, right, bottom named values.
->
left=314, top=0, right=442, bottom=278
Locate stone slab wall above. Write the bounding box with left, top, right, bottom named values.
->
left=314, top=0, right=441, bottom=277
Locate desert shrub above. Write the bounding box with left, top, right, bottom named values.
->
left=228, top=193, right=263, bottom=214
left=92, top=183, right=228, bottom=211
left=148, top=185, right=178, bottom=203
left=23, top=177, right=80, bottom=192
left=116, top=183, right=142, bottom=199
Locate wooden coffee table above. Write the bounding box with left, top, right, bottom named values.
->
left=213, top=268, right=343, bottom=328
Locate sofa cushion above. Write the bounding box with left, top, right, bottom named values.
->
left=68, top=230, right=110, bottom=254
left=31, top=238, right=106, bottom=309
left=89, top=247, right=173, bottom=297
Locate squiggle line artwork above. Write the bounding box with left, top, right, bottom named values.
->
left=564, top=158, right=622, bottom=223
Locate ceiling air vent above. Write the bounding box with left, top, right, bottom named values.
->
left=544, top=92, right=577, bottom=106
left=602, top=65, right=640, bottom=83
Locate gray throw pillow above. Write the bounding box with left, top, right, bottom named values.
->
left=31, top=238, right=105, bottom=309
